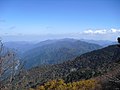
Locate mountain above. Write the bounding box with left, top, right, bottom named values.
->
left=81, top=39, right=117, bottom=46
left=4, top=41, right=34, bottom=56
left=26, top=44, right=120, bottom=88
left=23, top=39, right=101, bottom=68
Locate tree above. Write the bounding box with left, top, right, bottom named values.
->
left=117, top=37, right=120, bottom=47
left=118, top=37, right=120, bottom=44
left=0, top=40, right=25, bottom=90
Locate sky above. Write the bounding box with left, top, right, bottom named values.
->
left=0, top=0, right=120, bottom=41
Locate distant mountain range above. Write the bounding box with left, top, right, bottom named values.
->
left=4, top=39, right=115, bottom=52
left=4, top=38, right=116, bottom=69
left=81, top=39, right=117, bottom=46
left=4, top=38, right=115, bottom=53
left=26, top=44, right=120, bottom=88
left=4, top=41, right=34, bottom=55
left=22, top=39, right=101, bottom=68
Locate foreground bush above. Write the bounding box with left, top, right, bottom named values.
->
left=30, top=79, right=100, bottom=90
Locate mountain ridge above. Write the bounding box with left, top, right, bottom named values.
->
left=23, top=39, right=101, bottom=68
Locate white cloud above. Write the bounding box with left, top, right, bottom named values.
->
left=83, top=28, right=120, bottom=34
left=94, top=29, right=107, bottom=34
left=83, top=29, right=107, bottom=34
left=111, top=28, right=120, bottom=33
left=82, top=28, right=120, bottom=41
left=83, top=30, right=94, bottom=34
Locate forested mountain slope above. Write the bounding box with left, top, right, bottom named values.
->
left=23, top=39, right=101, bottom=68
left=26, top=45, right=120, bottom=88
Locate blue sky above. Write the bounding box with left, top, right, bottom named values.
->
left=0, top=0, right=120, bottom=41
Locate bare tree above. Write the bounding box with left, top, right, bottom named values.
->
left=0, top=40, right=26, bottom=90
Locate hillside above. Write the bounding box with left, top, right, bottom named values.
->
left=23, top=39, right=101, bottom=68
left=26, top=45, right=120, bottom=88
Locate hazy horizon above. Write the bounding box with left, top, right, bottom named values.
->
left=1, top=35, right=117, bottom=42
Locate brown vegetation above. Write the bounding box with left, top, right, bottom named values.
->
left=30, top=79, right=101, bottom=90
left=0, top=40, right=27, bottom=90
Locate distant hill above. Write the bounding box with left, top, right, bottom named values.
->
left=26, top=44, right=120, bottom=87
left=81, top=39, right=117, bottom=46
left=4, top=41, right=34, bottom=56
left=23, top=39, right=101, bottom=68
